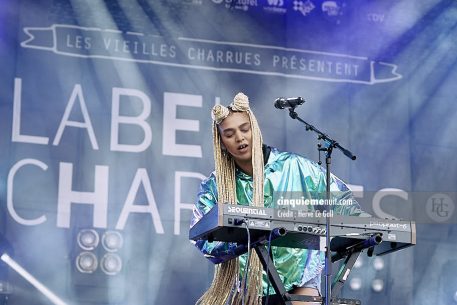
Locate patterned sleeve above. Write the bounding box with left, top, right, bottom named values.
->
left=294, top=155, right=370, bottom=217
left=329, top=173, right=371, bottom=217
left=189, top=174, right=245, bottom=264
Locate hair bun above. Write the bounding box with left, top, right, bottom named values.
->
left=230, top=92, right=250, bottom=111
left=211, top=104, right=230, bottom=124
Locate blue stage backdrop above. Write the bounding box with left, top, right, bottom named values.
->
left=0, top=1, right=456, bottom=304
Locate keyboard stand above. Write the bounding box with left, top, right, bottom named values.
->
left=256, top=245, right=322, bottom=305
left=257, top=235, right=372, bottom=305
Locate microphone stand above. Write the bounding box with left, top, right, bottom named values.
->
left=287, top=107, right=356, bottom=305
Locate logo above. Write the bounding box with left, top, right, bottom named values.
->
left=248, top=219, right=270, bottom=228
left=267, top=0, right=284, bottom=5
left=227, top=206, right=267, bottom=216
left=367, top=12, right=385, bottom=24
left=369, top=222, right=409, bottom=230
left=264, top=0, right=286, bottom=14
left=170, top=0, right=202, bottom=5
left=321, top=1, right=346, bottom=24
left=293, top=0, right=315, bottom=16
left=426, top=193, right=455, bottom=222
left=322, top=1, right=340, bottom=16
left=212, top=0, right=258, bottom=11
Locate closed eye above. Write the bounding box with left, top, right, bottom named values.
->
left=239, top=123, right=250, bottom=133
left=223, top=131, right=234, bottom=137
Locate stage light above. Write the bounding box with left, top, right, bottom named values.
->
left=101, top=231, right=123, bottom=252
left=371, top=279, right=384, bottom=292
left=75, top=252, right=98, bottom=273
left=1, top=253, right=68, bottom=305
left=0, top=280, right=11, bottom=295
left=100, top=253, right=122, bottom=275
left=372, top=257, right=384, bottom=271
left=70, top=230, right=126, bottom=303
left=77, top=229, right=99, bottom=251
left=349, top=277, right=362, bottom=291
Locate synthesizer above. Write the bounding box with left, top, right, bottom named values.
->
left=189, top=204, right=416, bottom=256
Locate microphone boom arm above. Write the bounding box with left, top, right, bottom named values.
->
left=283, top=104, right=357, bottom=305
left=288, top=109, right=356, bottom=160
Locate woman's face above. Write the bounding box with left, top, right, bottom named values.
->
left=218, top=111, right=252, bottom=166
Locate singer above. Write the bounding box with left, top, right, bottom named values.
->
left=189, top=92, right=367, bottom=305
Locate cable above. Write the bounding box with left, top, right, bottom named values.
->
left=264, top=228, right=276, bottom=305
left=241, top=221, right=251, bottom=305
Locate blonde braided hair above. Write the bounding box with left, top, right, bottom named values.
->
left=196, top=93, right=265, bottom=305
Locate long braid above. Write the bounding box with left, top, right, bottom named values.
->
left=197, top=93, right=265, bottom=305
left=247, top=110, right=264, bottom=208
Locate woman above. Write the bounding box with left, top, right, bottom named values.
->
left=190, top=92, right=364, bottom=305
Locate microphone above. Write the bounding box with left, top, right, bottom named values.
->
left=274, top=97, right=305, bottom=109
